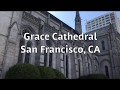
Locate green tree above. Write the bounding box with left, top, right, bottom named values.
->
left=5, top=64, right=40, bottom=79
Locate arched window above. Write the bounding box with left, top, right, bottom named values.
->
left=105, top=65, right=109, bottom=78
left=66, top=55, right=69, bottom=78
left=25, top=41, right=32, bottom=63
left=46, top=40, right=53, bottom=68
left=101, top=40, right=105, bottom=50
left=18, top=38, right=25, bottom=63
left=44, top=51, right=47, bottom=66
left=49, top=53, right=52, bottom=67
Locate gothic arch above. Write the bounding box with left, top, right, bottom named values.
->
left=9, top=22, right=19, bottom=32
left=100, top=59, right=111, bottom=67
left=100, top=59, right=111, bottom=78
left=9, top=22, right=20, bottom=43
left=18, top=25, right=37, bottom=65
left=20, top=25, right=36, bottom=35
left=19, top=25, right=37, bottom=47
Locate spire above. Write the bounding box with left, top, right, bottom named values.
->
left=75, top=11, right=82, bottom=34
left=76, top=11, right=80, bottom=19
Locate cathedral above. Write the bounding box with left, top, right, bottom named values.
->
left=0, top=11, right=120, bottom=79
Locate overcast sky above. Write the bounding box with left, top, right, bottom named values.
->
left=48, top=11, right=120, bottom=33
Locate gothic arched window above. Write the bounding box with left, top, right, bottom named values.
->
left=25, top=41, right=32, bottom=63
left=105, top=65, right=109, bottom=78
left=101, top=40, right=105, bottom=50
left=18, top=38, right=25, bottom=63
left=49, top=53, right=52, bottom=67
left=46, top=40, right=53, bottom=67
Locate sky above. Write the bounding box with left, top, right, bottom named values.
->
left=48, top=11, right=120, bottom=33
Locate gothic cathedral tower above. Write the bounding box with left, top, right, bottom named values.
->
left=75, top=11, right=82, bottom=34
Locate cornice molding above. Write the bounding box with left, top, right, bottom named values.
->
left=22, top=12, right=41, bottom=26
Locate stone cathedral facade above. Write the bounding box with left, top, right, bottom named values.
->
left=0, top=11, right=120, bottom=79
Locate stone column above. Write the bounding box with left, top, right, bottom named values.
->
left=1, top=11, right=23, bottom=78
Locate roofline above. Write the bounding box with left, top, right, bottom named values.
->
left=40, top=11, right=79, bottom=34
